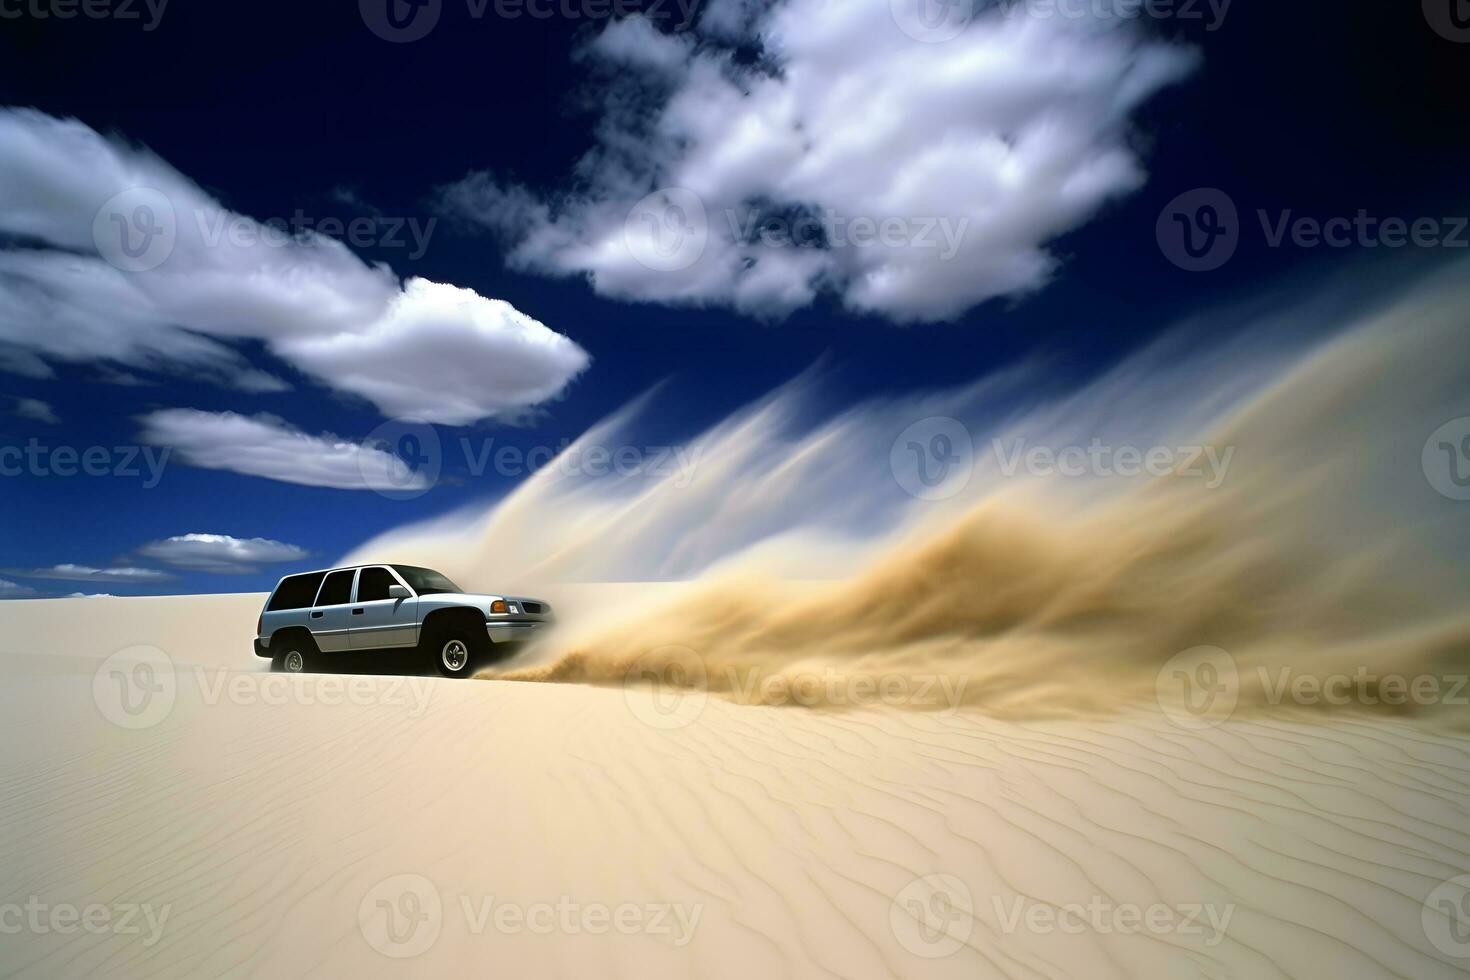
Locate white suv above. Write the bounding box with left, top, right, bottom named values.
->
left=253, top=564, right=551, bottom=678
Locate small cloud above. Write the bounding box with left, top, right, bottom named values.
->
left=138, top=533, right=308, bottom=574
left=0, top=578, right=39, bottom=598
left=95, top=366, right=155, bottom=387
left=11, top=564, right=174, bottom=583
left=13, top=397, right=59, bottom=424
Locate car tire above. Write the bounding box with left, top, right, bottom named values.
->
left=270, top=633, right=318, bottom=674
left=429, top=623, right=484, bottom=678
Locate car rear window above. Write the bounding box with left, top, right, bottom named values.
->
left=317, top=569, right=355, bottom=606
left=356, top=567, right=397, bottom=602
left=267, top=572, right=326, bottom=611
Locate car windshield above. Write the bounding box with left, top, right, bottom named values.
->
left=392, top=565, right=463, bottom=596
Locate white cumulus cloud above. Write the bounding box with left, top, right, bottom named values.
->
left=137, top=533, right=309, bottom=573
left=443, top=0, right=1196, bottom=323
left=0, top=108, right=589, bottom=422
left=137, top=408, right=432, bottom=490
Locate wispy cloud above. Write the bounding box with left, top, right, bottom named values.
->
left=0, top=578, right=39, bottom=598
left=137, top=408, right=432, bottom=490
left=12, top=397, right=59, bottom=424
left=11, top=564, right=174, bottom=583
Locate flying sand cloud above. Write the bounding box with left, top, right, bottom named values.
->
left=0, top=107, right=590, bottom=424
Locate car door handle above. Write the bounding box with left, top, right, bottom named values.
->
left=352, top=608, right=364, bottom=615
left=310, top=611, right=323, bottom=619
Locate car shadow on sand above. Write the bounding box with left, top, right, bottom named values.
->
left=265, top=643, right=527, bottom=678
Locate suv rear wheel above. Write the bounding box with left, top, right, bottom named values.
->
left=270, top=632, right=319, bottom=673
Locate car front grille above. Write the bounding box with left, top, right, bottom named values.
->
left=521, top=601, right=547, bottom=615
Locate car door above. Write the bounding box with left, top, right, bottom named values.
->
left=350, top=566, right=419, bottom=650
left=309, top=568, right=358, bottom=653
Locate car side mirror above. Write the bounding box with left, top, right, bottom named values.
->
left=388, top=584, right=411, bottom=600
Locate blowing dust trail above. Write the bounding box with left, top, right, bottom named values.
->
left=346, top=266, right=1470, bottom=721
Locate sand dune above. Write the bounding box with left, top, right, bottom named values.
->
left=2, top=595, right=1469, bottom=978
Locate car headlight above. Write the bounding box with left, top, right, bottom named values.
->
left=489, top=600, right=507, bottom=614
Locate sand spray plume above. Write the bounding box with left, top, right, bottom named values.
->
left=345, top=264, right=1470, bottom=721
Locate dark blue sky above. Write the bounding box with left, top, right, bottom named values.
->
left=1, top=0, right=1466, bottom=595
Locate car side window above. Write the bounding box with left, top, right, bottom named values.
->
left=316, top=569, right=355, bottom=606
left=268, top=572, right=325, bottom=611
left=356, top=567, right=397, bottom=603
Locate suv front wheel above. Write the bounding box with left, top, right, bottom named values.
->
left=425, top=620, right=486, bottom=678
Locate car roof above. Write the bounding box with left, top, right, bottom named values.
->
left=276, top=564, right=382, bottom=581
left=275, top=563, right=447, bottom=582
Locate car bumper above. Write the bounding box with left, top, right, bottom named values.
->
left=485, top=619, right=548, bottom=643
left=253, top=636, right=272, bottom=657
